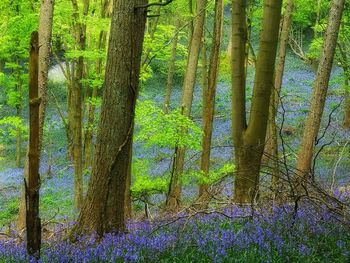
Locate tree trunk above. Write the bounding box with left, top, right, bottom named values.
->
left=296, top=0, right=345, bottom=180
left=17, top=0, right=54, bottom=231
left=201, top=37, right=208, bottom=118
left=70, top=0, right=89, bottom=209
left=26, top=31, right=41, bottom=259
left=265, top=0, right=294, bottom=187
left=199, top=0, right=223, bottom=199
left=72, top=0, right=147, bottom=236
left=337, top=42, right=350, bottom=129
left=166, top=0, right=207, bottom=211
left=15, top=107, right=22, bottom=168
left=163, top=19, right=180, bottom=113
left=232, top=0, right=282, bottom=204
left=38, top=0, right=55, bottom=150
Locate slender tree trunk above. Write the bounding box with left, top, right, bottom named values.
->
left=38, top=0, right=55, bottom=150
left=188, top=0, right=194, bottom=48
left=72, top=0, right=147, bottom=236
left=201, top=37, right=208, bottom=118
left=84, top=0, right=110, bottom=169
left=26, top=31, right=41, bottom=259
left=163, top=19, right=180, bottom=113
left=232, top=0, right=282, bottom=204
left=296, top=0, right=345, bottom=180
left=337, top=42, right=350, bottom=129
left=15, top=107, right=22, bottom=168
left=70, top=0, right=89, bottom=209
left=166, top=0, right=207, bottom=211
left=265, top=0, right=294, bottom=187
left=15, top=61, right=23, bottom=168
left=226, top=27, right=232, bottom=60
left=18, top=0, right=54, bottom=231
left=199, top=0, right=223, bottom=199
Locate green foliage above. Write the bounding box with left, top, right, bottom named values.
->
left=182, top=163, right=235, bottom=186
left=131, top=159, right=168, bottom=199
left=135, top=99, right=203, bottom=150
left=0, top=197, right=19, bottom=225
left=0, top=116, right=27, bottom=144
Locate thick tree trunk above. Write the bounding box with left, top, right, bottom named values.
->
left=163, top=19, right=180, bottom=113
left=265, top=0, right=294, bottom=187
left=296, top=0, right=345, bottom=180
left=232, top=0, right=282, bottom=204
left=26, top=31, right=41, bottom=259
left=199, top=0, right=223, bottom=199
left=72, top=0, right=147, bottom=236
left=166, top=0, right=207, bottom=211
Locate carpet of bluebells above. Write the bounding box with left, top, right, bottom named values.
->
left=1, top=203, right=350, bottom=262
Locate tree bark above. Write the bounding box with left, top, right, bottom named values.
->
left=199, top=0, right=223, bottom=198
left=18, top=0, right=54, bottom=231
left=26, top=31, right=41, bottom=259
left=232, top=0, right=282, bottom=204
left=69, top=0, right=89, bottom=209
left=337, top=42, right=350, bottom=129
left=166, top=0, right=207, bottom=211
left=72, top=0, right=147, bottom=236
left=296, top=0, right=345, bottom=180
left=265, top=0, right=294, bottom=187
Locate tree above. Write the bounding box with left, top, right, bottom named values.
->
left=231, top=0, right=282, bottom=204
left=199, top=0, right=223, bottom=198
left=296, top=0, right=345, bottom=180
left=72, top=0, right=148, bottom=236
left=18, top=0, right=55, bottom=232
left=166, top=0, right=207, bottom=211
left=26, top=31, right=41, bottom=259
left=265, top=0, right=294, bottom=187
left=69, top=0, right=90, bottom=209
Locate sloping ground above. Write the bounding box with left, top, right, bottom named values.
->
left=1, top=53, right=350, bottom=227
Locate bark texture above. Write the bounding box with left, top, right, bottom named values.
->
left=18, top=0, right=54, bottom=231
left=232, top=0, right=282, bottom=204
left=166, top=0, right=207, bottom=211
left=265, top=0, right=294, bottom=186
left=72, top=0, right=147, bottom=236
left=199, top=0, right=223, bottom=198
left=69, top=0, right=89, bottom=209
left=296, top=0, right=345, bottom=179
left=26, top=31, right=41, bottom=258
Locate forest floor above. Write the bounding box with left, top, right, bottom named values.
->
left=1, top=53, right=350, bottom=262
